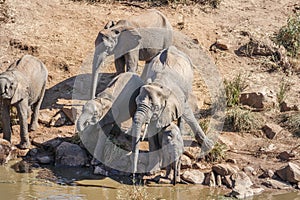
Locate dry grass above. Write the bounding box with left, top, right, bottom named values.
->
left=225, top=106, right=263, bottom=132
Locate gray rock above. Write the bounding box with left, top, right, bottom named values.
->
left=212, top=163, right=239, bottom=176
left=260, top=169, right=275, bottom=178
left=276, top=162, right=300, bottom=184
left=231, top=171, right=253, bottom=189
left=0, top=139, right=16, bottom=164
left=184, top=146, right=201, bottom=160
left=229, top=172, right=254, bottom=199
left=55, top=142, right=88, bottom=167
left=38, top=109, right=58, bottom=125
left=37, top=155, right=53, bottom=164
left=62, top=107, right=79, bottom=124
left=222, top=175, right=233, bottom=188
left=180, top=154, right=192, bottom=169
left=216, top=175, right=222, bottom=186
left=181, top=170, right=205, bottom=184
left=243, top=166, right=255, bottom=174
left=50, top=112, right=67, bottom=127
left=262, top=179, right=292, bottom=189
left=204, top=172, right=216, bottom=187
left=94, top=166, right=109, bottom=176
left=262, top=123, right=283, bottom=139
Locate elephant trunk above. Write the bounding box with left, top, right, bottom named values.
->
left=131, top=104, right=152, bottom=175
left=90, top=44, right=108, bottom=99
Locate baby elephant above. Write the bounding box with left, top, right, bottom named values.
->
left=0, top=55, right=48, bottom=149
left=160, top=123, right=184, bottom=185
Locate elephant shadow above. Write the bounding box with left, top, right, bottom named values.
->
left=41, top=73, right=116, bottom=109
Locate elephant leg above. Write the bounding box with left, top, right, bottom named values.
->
left=16, top=99, right=30, bottom=149
left=2, top=101, right=12, bottom=142
left=115, top=56, right=126, bottom=75
left=30, top=84, right=46, bottom=131
left=175, top=158, right=181, bottom=184
left=124, top=51, right=139, bottom=73
left=140, top=61, right=150, bottom=83
left=182, top=103, right=214, bottom=153
left=147, top=133, right=161, bottom=173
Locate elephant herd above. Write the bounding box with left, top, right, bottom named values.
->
left=0, top=9, right=213, bottom=185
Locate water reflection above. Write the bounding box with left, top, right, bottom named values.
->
left=0, top=162, right=299, bottom=200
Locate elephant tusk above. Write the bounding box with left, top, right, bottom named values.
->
left=141, top=123, right=149, bottom=141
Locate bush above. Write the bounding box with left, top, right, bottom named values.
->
left=205, top=142, right=227, bottom=162
left=224, top=74, right=247, bottom=107
left=225, top=106, right=262, bottom=132
left=273, top=13, right=300, bottom=57
left=283, top=112, right=300, bottom=136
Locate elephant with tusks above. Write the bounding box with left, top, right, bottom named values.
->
left=0, top=55, right=48, bottom=149
left=130, top=46, right=214, bottom=178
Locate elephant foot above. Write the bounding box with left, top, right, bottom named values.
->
left=29, top=122, right=39, bottom=131
left=200, top=137, right=214, bottom=154
left=17, top=140, right=31, bottom=149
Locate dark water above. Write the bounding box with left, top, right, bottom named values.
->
left=1, top=161, right=299, bottom=200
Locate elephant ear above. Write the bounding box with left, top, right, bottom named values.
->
left=11, top=77, right=26, bottom=105
left=156, top=86, right=183, bottom=129
left=114, top=28, right=141, bottom=60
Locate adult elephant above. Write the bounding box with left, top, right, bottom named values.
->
left=90, top=9, right=173, bottom=99
left=0, top=55, right=48, bottom=149
left=77, top=72, right=144, bottom=161
left=131, top=46, right=214, bottom=176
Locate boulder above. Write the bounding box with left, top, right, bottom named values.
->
left=184, top=146, right=201, bottom=160
left=276, top=162, right=300, bottom=184
left=222, top=175, right=233, bottom=188
left=0, top=138, right=17, bottom=164
left=62, top=107, right=80, bottom=124
left=280, top=101, right=299, bottom=112
left=181, top=170, right=205, bottom=184
left=262, top=123, right=283, bottom=139
left=262, top=179, right=292, bottom=189
left=212, top=163, right=239, bottom=176
left=231, top=172, right=253, bottom=189
left=180, top=154, right=193, bottom=169
left=239, top=88, right=276, bottom=110
left=55, top=142, right=88, bottom=167
left=259, top=169, right=275, bottom=179
left=38, top=109, right=58, bottom=125
left=36, top=155, right=53, bottom=164
left=50, top=111, right=67, bottom=127
left=94, top=165, right=109, bottom=176
left=204, top=171, right=216, bottom=187
left=216, top=175, right=222, bottom=186
left=229, top=172, right=254, bottom=199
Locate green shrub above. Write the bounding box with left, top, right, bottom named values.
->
left=226, top=106, right=262, bottom=132
left=273, top=13, right=300, bottom=57
left=224, top=74, right=247, bottom=107
left=205, top=142, right=227, bottom=162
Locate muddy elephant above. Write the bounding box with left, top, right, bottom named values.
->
left=160, top=123, right=184, bottom=185
left=90, top=9, right=173, bottom=98
left=77, top=72, right=144, bottom=161
left=0, top=55, right=48, bottom=149
left=130, top=46, right=214, bottom=176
